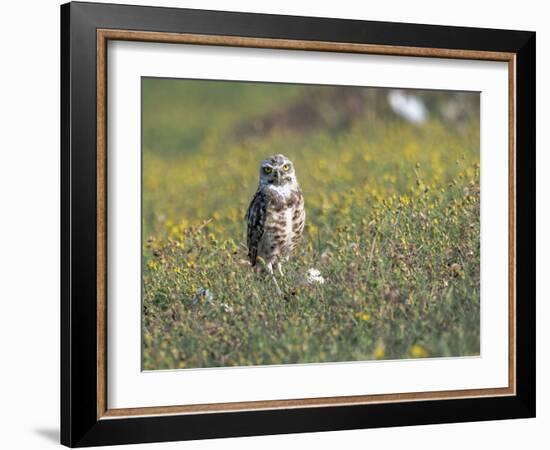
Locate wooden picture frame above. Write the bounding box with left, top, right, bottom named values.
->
left=61, top=1, right=535, bottom=447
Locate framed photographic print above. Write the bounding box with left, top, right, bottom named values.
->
left=60, top=1, right=536, bottom=447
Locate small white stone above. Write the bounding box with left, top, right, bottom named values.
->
left=305, top=268, right=325, bottom=285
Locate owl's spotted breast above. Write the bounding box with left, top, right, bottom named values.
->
left=262, top=188, right=304, bottom=256
left=246, top=186, right=304, bottom=266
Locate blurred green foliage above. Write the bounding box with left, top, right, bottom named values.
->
left=142, top=78, right=480, bottom=370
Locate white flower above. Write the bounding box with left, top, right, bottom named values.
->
left=220, top=302, right=233, bottom=313
left=191, top=287, right=214, bottom=305
left=305, top=268, right=325, bottom=285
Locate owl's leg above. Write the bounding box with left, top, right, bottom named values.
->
left=266, top=261, right=282, bottom=295
left=276, top=261, right=284, bottom=277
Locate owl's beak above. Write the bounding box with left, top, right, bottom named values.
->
left=275, top=170, right=281, bottom=183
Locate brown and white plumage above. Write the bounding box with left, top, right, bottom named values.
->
left=246, top=154, right=305, bottom=276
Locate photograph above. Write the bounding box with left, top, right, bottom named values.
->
left=141, top=78, right=481, bottom=370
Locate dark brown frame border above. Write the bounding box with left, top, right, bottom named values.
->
left=62, top=2, right=535, bottom=446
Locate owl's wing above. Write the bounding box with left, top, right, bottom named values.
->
left=246, top=189, right=267, bottom=266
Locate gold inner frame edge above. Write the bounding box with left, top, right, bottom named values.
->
left=96, top=28, right=517, bottom=420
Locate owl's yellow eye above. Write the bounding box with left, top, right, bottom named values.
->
left=263, top=166, right=272, bottom=174
left=282, top=164, right=290, bottom=171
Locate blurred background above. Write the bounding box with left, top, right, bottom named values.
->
left=142, top=78, right=479, bottom=240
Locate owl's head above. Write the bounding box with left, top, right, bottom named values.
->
left=258, top=154, right=298, bottom=187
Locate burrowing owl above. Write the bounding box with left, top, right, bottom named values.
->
left=246, top=154, right=305, bottom=276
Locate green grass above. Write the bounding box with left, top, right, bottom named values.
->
left=142, top=78, right=480, bottom=370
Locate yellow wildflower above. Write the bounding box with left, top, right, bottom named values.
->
left=373, top=345, right=385, bottom=360
left=410, top=344, right=428, bottom=358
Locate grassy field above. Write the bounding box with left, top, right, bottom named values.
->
left=142, top=78, right=480, bottom=370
